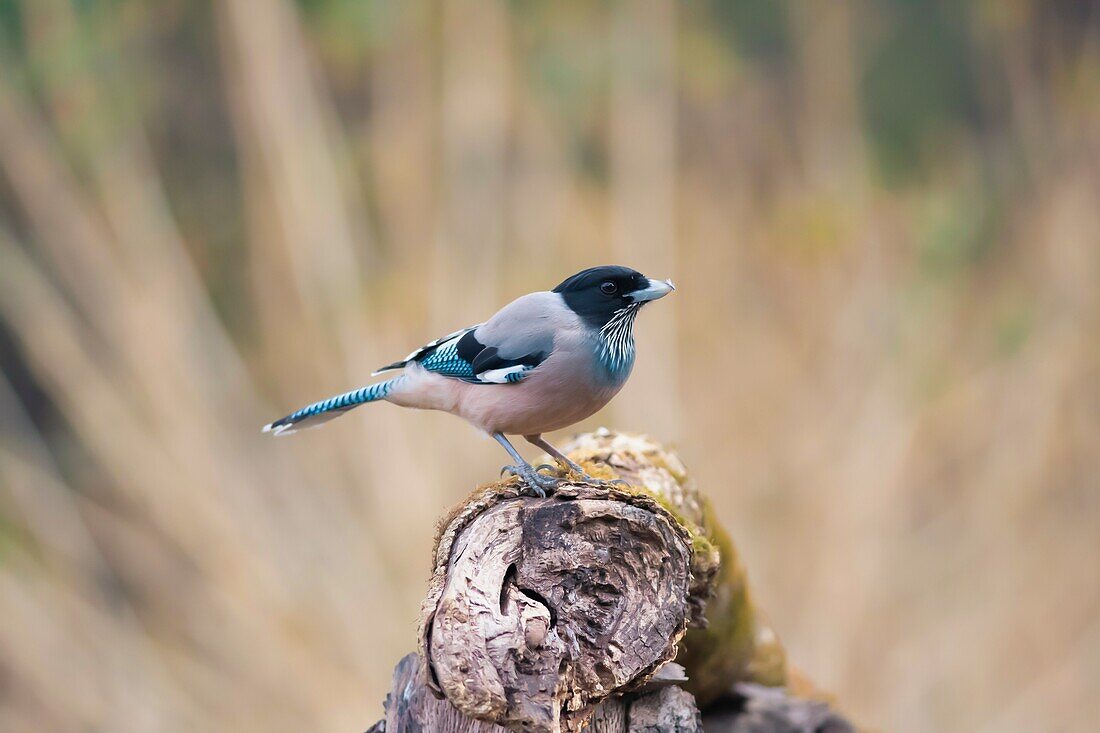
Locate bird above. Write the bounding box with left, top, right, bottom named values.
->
left=263, top=265, right=675, bottom=495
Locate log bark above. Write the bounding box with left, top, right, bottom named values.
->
left=385, top=429, right=853, bottom=733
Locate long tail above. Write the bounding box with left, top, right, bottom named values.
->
left=262, top=377, right=405, bottom=436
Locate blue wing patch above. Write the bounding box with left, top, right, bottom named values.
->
left=418, top=339, right=477, bottom=379
left=376, top=327, right=546, bottom=385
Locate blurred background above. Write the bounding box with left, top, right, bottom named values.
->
left=0, top=1, right=1098, bottom=731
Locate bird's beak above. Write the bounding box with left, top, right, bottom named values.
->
left=630, top=278, right=676, bottom=303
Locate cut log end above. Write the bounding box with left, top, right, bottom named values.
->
left=420, top=482, right=700, bottom=731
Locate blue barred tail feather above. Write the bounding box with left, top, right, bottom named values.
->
left=262, top=377, right=404, bottom=436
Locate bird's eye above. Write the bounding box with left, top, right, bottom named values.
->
left=600, top=281, right=618, bottom=295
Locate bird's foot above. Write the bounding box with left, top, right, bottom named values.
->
left=500, top=463, right=561, bottom=498
left=519, top=460, right=630, bottom=489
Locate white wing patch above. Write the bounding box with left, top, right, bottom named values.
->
left=476, top=364, right=531, bottom=384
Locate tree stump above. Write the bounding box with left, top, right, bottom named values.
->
left=419, top=479, right=699, bottom=731
left=366, top=430, right=855, bottom=733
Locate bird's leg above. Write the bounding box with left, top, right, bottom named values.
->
left=524, top=435, right=587, bottom=476
left=523, top=434, right=631, bottom=488
left=524, top=435, right=630, bottom=487
left=493, top=433, right=559, bottom=497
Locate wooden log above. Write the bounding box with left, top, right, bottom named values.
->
left=418, top=476, right=701, bottom=731
left=405, top=430, right=847, bottom=732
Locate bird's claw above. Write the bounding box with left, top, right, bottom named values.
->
left=501, top=464, right=561, bottom=498
left=501, top=460, right=629, bottom=496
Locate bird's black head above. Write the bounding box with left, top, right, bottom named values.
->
left=553, top=265, right=674, bottom=329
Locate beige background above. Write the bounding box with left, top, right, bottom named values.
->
left=0, top=1, right=1098, bottom=731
